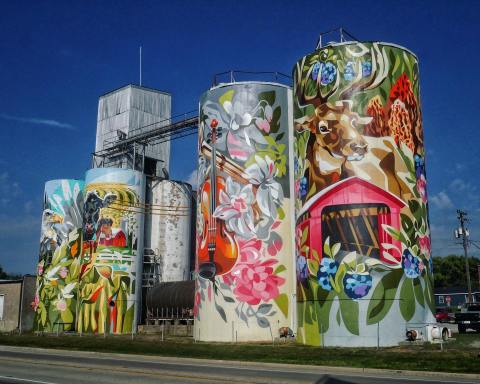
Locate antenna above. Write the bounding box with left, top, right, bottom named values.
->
left=139, top=46, right=142, bottom=86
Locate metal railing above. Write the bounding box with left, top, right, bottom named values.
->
left=212, top=70, right=292, bottom=87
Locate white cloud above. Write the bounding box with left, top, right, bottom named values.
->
left=0, top=113, right=75, bottom=130
left=450, top=178, right=468, bottom=191
left=0, top=172, right=21, bottom=198
left=430, top=191, right=454, bottom=209
left=449, top=178, right=477, bottom=194
left=24, top=200, right=34, bottom=213
left=448, top=178, right=479, bottom=208
left=185, top=170, right=198, bottom=189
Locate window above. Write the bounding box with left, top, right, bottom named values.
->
left=0, top=295, right=4, bottom=320
left=438, top=295, right=444, bottom=304
left=321, top=203, right=390, bottom=259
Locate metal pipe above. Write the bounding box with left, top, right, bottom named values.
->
left=133, top=144, right=136, bottom=170
left=17, top=276, right=25, bottom=334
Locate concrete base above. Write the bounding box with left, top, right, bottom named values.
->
left=138, top=323, right=193, bottom=337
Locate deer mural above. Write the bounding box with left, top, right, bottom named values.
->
left=295, top=100, right=371, bottom=191
left=294, top=43, right=413, bottom=201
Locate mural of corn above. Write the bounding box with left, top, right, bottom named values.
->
left=76, top=168, right=145, bottom=335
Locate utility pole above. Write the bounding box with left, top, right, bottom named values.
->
left=478, top=264, right=480, bottom=297
left=456, top=210, right=473, bottom=303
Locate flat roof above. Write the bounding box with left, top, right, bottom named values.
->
left=99, top=84, right=171, bottom=98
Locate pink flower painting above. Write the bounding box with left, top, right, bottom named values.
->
left=56, top=299, right=67, bottom=312
left=231, top=259, right=285, bottom=305
left=416, top=174, right=427, bottom=203
left=418, top=234, right=431, bottom=259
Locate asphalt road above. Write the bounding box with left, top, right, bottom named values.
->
left=0, top=346, right=478, bottom=384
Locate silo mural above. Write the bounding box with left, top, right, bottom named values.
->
left=34, top=179, right=84, bottom=332
left=77, top=168, right=145, bottom=334
left=194, top=82, right=295, bottom=342
left=293, top=42, right=434, bottom=346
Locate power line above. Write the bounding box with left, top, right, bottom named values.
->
left=106, top=204, right=191, bottom=217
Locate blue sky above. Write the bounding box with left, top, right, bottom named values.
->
left=0, top=0, right=479, bottom=274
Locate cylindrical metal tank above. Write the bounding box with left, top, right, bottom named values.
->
left=148, top=180, right=192, bottom=282
left=146, top=280, right=195, bottom=312
left=194, top=81, right=296, bottom=342
left=34, top=179, right=84, bottom=332
left=293, top=42, right=433, bottom=346
left=77, top=168, right=146, bottom=334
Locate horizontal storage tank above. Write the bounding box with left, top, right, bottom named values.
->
left=148, top=180, right=193, bottom=282
left=77, top=168, right=145, bottom=334
left=146, top=280, right=195, bottom=313
left=194, top=81, right=296, bottom=342
left=293, top=41, right=434, bottom=346
left=34, top=179, right=84, bottom=332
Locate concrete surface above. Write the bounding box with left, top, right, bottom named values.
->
left=0, top=345, right=479, bottom=384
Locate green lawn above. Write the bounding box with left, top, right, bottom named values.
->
left=0, top=333, right=479, bottom=374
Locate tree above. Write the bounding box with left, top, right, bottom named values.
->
left=0, top=265, right=7, bottom=280
left=433, top=255, right=480, bottom=290
left=0, top=265, right=22, bottom=280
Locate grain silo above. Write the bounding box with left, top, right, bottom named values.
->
left=194, top=81, right=296, bottom=342
left=34, top=179, right=84, bottom=332
left=145, top=179, right=193, bottom=283
left=77, top=168, right=146, bottom=335
left=293, top=41, right=434, bottom=346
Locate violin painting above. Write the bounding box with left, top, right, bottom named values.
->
left=194, top=83, right=291, bottom=342
left=198, top=118, right=238, bottom=279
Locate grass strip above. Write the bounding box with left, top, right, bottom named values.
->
left=0, top=333, right=479, bottom=374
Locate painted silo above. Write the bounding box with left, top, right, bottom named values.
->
left=194, top=82, right=296, bottom=342
left=34, top=179, right=84, bottom=332
left=293, top=42, right=434, bottom=346
left=77, top=168, right=146, bottom=334
left=149, top=179, right=192, bottom=282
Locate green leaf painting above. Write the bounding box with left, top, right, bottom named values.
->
left=399, top=278, right=416, bottom=321
left=274, top=293, right=289, bottom=318
left=367, top=269, right=403, bottom=325
left=413, top=278, right=425, bottom=308
left=339, top=291, right=360, bottom=335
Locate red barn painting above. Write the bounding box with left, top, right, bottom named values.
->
left=98, top=229, right=127, bottom=248
left=297, top=177, right=406, bottom=263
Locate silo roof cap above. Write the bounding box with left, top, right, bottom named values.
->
left=210, top=81, right=292, bottom=91
left=315, top=41, right=418, bottom=60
